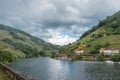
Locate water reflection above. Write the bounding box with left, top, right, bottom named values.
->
left=9, top=57, right=120, bottom=80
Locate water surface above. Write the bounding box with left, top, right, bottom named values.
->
left=9, top=57, right=120, bottom=80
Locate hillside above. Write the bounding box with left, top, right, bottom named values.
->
left=62, top=10, right=120, bottom=54
left=0, top=24, right=59, bottom=62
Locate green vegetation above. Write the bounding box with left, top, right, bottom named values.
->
left=97, top=53, right=104, bottom=61
left=50, top=51, right=60, bottom=58
left=2, top=38, right=39, bottom=57
left=0, top=24, right=59, bottom=62
left=110, top=54, right=120, bottom=62
left=80, top=10, right=120, bottom=39
left=0, top=50, right=14, bottom=63
left=39, top=51, right=46, bottom=57
left=62, top=10, right=120, bottom=55
left=89, top=49, right=98, bottom=54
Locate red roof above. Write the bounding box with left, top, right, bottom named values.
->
left=100, top=48, right=120, bottom=50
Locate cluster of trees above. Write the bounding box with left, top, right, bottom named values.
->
left=80, top=26, right=97, bottom=39
left=110, top=54, right=120, bottom=62
left=89, top=42, right=110, bottom=54
left=39, top=51, right=46, bottom=57
left=2, top=38, right=39, bottom=58
left=50, top=52, right=59, bottom=58
left=0, top=50, right=14, bottom=63
left=97, top=53, right=104, bottom=61
left=97, top=53, right=120, bottom=62
left=90, top=33, right=104, bottom=38
left=80, top=11, right=120, bottom=39
left=9, top=31, right=26, bottom=41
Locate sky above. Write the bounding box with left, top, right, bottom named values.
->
left=0, top=0, right=120, bottom=45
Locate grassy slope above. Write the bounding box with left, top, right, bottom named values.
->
left=78, top=26, right=120, bottom=53
left=83, top=35, right=120, bottom=53
left=63, top=10, right=120, bottom=54
left=0, top=24, right=59, bottom=58
left=0, top=29, right=31, bottom=58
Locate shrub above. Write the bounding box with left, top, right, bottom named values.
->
left=94, top=44, right=102, bottom=50
left=97, top=53, right=104, bottom=61
left=0, top=50, right=14, bottom=63
left=50, top=52, right=57, bottom=58
left=39, top=51, right=46, bottom=57
left=90, top=50, right=98, bottom=54
left=110, top=54, right=120, bottom=62
left=104, top=42, right=110, bottom=47
left=86, top=44, right=91, bottom=47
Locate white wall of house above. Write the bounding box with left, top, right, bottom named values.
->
left=101, top=49, right=119, bottom=55
left=103, top=50, right=112, bottom=55
left=112, top=50, right=119, bottom=54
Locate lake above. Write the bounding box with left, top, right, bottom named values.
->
left=9, top=57, right=120, bottom=80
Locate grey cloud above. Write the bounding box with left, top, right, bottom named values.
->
left=0, top=0, right=120, bottom=44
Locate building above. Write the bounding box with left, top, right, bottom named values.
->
left=75, top=50, right=84, bottom=55
left=99, top=48, right=120, bottom=55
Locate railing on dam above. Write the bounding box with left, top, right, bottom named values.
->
left=0, top=62, right=33, bottom=80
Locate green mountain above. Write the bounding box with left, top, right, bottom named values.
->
left=62, top=10, right=120, bottom=54
left=0, top=24, right=59, bottom=61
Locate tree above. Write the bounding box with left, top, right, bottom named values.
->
left=90, top=49, right=98, bottom=54
left=51, top=52, right=56, bottom=58
left=39, top=51, right=46, bottom=57
left=104, top=42, right=110, bottom=47
left=97, top=53, right=104, bottom=61
left=110, top=54, right=120, bottom=62
left=94, top=44, right=102, bottom=50
left=0, top=50, right=14, bottom=63
left=98, top=20, right=106, bottom=27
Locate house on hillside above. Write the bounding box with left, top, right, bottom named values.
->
left=75, top=50, right=84, bottom=55
left=99, top=48, right=120, bottom=55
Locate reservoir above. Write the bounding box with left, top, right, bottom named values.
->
left=9, top=57, right=120, bottom=80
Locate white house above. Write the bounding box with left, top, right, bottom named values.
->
left=99, top=48, right=120, bottom=55
left=75, top=50, right=84, bottom=55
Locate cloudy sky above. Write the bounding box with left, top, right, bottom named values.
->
left=0, top=0, right=120, bottom=45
